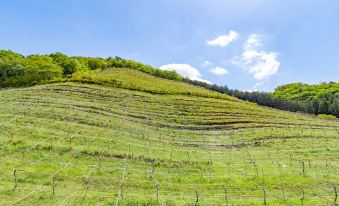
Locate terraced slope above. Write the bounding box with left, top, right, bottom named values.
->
left=0, top=73, right=338, bottom=205
left=71, top=67, right=237, bottom=100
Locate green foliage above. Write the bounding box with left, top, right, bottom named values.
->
left=23, top=55, right=63, bottom=85
left=0, top=51, right=63, bottom=87
left=318, top=114, right=336, bottom=119
left=0, top=50, right=184, bottom=89
left=0, top=50, right=25, bottom=84
left=274, top=82, right=339, bottom=117
left=274, top=82, right=339, bottom=100
left=49, top=52, right=87, bottom=76
left=74, top=56, right=107, bottom=70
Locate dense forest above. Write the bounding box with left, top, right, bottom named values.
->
left=274, top=82, right=339, bottom=117
left=1, top=50, right=338, bottom=117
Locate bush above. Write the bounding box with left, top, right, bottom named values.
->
left=318, top=114, right=337, bottom=119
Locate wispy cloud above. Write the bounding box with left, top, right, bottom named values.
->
left=232, top=34, right=280, bottom=80
left=202, top=61, right=213, bottom=67
left=209, top=67, right=229, bottom=76
left=159, top=63, right=210, bottom=83
left=207, top=30, right=239, bottom=47
left=247, top=81, right=265, bottom=92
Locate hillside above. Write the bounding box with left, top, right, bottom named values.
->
left=0, top=68, right=338, bottom=205
left=2, top=50, right=337, bottom=118
left=70, top=68, right=236, bottom=100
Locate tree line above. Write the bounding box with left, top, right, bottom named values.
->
left=0, top=50, right=182, bottom=88
left=274, top=82, right=339, bottom=117
left=183, top=79, right=339, bottom=118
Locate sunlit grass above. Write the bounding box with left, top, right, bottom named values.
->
left=0, top=75, right=338, bottom=205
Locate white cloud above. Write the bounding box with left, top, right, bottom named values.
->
left=209, top=67, right=229, bottom=76
left=202, top=61, right=213, bottom=67
left=244, top=34, right=262, bottom=50
left=207, top=30, right=239, bottom=47
left=247, top=81, right=264, bottom=92
left=159, top=63, right=210, bottom=84
left=232, top=34, right=280, bottom=80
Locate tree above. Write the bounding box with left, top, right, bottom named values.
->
left=328, top=95, right=339, bottom=117
left=0, top=50, right=26, bottom=87
left=50, top=52, right=86, bottom=76
left=75, top=57, right=107, bottom=70
left=22, top=55, right=63, bottom=85
left=318, top=100, right=328, bottom=114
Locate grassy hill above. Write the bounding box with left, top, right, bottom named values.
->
left=70, top=68, right=237, bottom=100
left=0, top=69, right=338, bottom=205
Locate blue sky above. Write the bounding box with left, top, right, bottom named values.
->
left=1, top=0, right=339, bottom=91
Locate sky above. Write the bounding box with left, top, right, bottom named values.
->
left=1, top=0, right=339, bottom=91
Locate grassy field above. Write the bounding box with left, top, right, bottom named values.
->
left=0, top=69, right=338, bottom=205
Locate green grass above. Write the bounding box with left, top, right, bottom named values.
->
left=71, top=67, right=238, bottom=100
left=0, top=69, right=338, bottom=205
